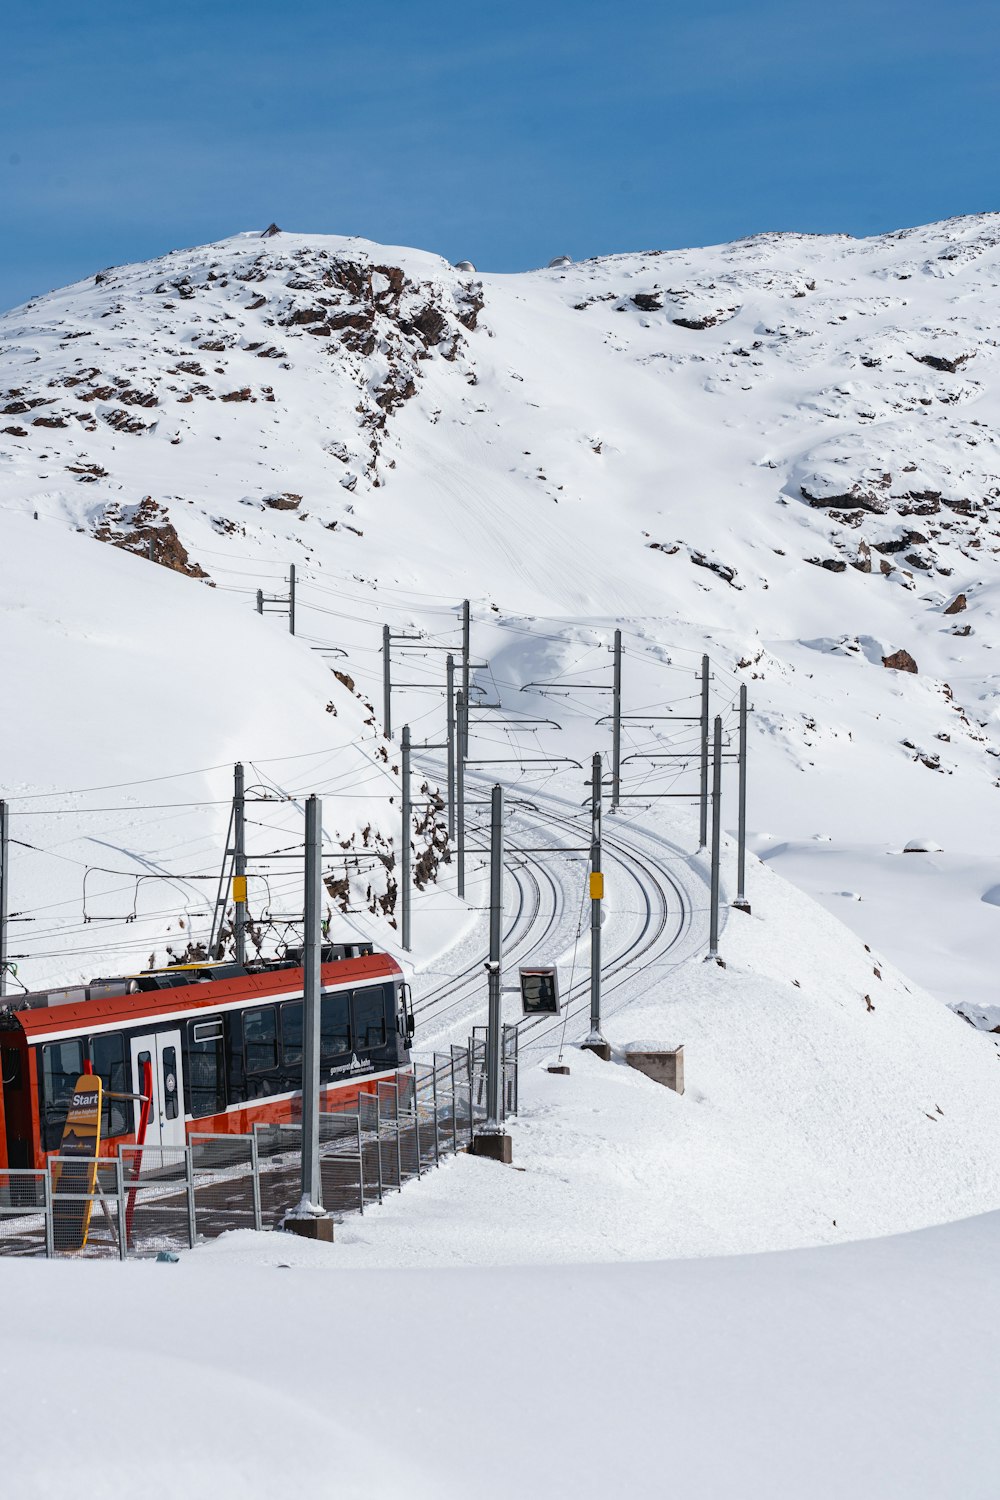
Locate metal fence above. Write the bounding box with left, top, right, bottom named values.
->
left=1, top=1043, right=510, bottom=1260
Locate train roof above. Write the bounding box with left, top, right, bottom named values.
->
left=3, top=952, right=403, bottom=1045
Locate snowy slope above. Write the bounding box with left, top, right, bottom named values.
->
left=2, top=216, right=999, bottom=1013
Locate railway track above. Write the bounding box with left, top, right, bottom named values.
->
left=410, top=769, right=709, bottom=1054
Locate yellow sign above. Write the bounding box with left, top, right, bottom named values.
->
left=232, top=875, right=247, bottom=904
left=52, top=1074, right=103, bottom=1251
left=590, top=872, right=604, bottom=900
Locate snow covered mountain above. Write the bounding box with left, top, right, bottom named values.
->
left=2, top=213, right=998, bottom=1015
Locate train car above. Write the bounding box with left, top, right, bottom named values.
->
left=0, top=945, right=414, bottom=1170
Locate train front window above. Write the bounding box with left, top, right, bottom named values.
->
left=89, top=1033, right=130, bottom=1137
left=352, top=988, right=387, bottom=1050
left=244, top=1008, right=278, bottom=1072
left=40, top=1039, right=85, bottom=1151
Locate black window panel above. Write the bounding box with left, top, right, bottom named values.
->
left=320, top=992, right=351, bottom=1059
left=186, top=1018, right=226, bottom=1119
left=162, top=1045, right=179, bottom=1120
left=352, top=987, right=387, bottom=1050
left=244, top=1008, right=278, bottom=1073
left=281, top=1002, right=303, bottom=1065
left=89, top=1033, right=131, bottom=1138
left=40, top=1039, right=85, bottom=1151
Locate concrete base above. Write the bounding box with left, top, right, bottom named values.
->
left=732, top=900, right=752, bottom=915
left=624, top=1044, right=684, bottom=1094
left=285, top=1215, right=334, bottom=1242
left=471, top=1132, right=513, bottom=1164
left=546, top=1064, right=571, bottom=1075
left=581, top=1039, right=612, bottom=1062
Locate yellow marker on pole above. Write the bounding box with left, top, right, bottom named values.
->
left=232, top=875, right=247, bottom=904
left=589, top=872, right=604, bottom=900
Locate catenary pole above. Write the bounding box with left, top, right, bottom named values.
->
left=709, top=716, right=722, bottom=959
left=233, top=763, right=246, bottom=966
left=446, top=653, right=456, bottom=840
left=401, top=724, right=412, bottom=952
left=256, top=588, right=263, bottom=615
left=288, top=563, right=296, bottom=636
left=0, top=800, right=8, bottom=998
left=699, top=654, right=710, bottom=850
left=611, top=629, right=622, bottom=811
left=589, top=752, right=604, bottom=1042
left=300, top=794, right=323, bottom=1209
left=382, top=624, right=392, bottom=740
left=737, top=684, right=749, bottom=907
left=456, top=691, right=467, bottom=899
left=484, top=783, right=504, bottom=1131
left=461, top=599, right=470, bottom=757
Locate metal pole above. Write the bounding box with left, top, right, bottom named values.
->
left=456, top=691, right=466, bottom=899
left=288, top=563, right=296, bottom=635
left=401, top=725, right=411, bottom=952
left=709, top=716, right=722, bottom=959
left=0, top=800, right=7, bottom=998
left=611, top=629, right=622, bottom=811
left=233, top=763, right=246, bottom=967
left=699, top=654, right=710, bottom=850
left=737, top=684, right=749, bottom=907
left=589, top=752, right=604, bottom=1042
left=382, top=624, right=392, bottom=740
left=256, top=588, right=263, bottom=615
left=461, top=599, right=470, bottom=757
left=300, top=795, right=323, bottom=1208
left=446, top=653, right=456, bottom=841
left=485, top=784, right=504, bottom=1131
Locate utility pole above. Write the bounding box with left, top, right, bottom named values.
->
left=256, top=588, right=263, bottom=615
left=699, top=654, right=710, bottom=850
left=401, top=725, right=412, bottom=952
left=611, top=628, right=622, bottom=811
left=288, top=563, right=296, bottom=636
left=735, top=684, right=750, bottom=913
left=382, top=624, right=392, bottom=740
left=455, top=691, right=467, bottom=899
left=446, top=654, right=456, bottom=841
left=288, top=794, right=330, bottom=1238
left=233, top=763, right=247, bottom=967
left=0, top=800, right=8, bottom=998
left=472, top=784, right=512, bottom=1163
left=461, top=599, right=470, bottom=757
left=708, top=716, right=722, bottom=960
left=583, top=754, right=610, bottom=1060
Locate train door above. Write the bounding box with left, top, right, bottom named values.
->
left=130, top=1030, right=185, bottom=1149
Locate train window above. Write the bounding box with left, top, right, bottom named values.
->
left=89, top=1033, right=130, bottom=1137
left=244, top=1008, right=278, bottom=1072
left=40, top=1039, right=85, bottom=1151
left=320, top=992, right=351, bottom=1059
left=162, top=1046, right=179, bottom=1120
left=186, top=1017, right=226, bottom=1119
left=281, top=1002, right=303, bottom=1065
left=352, top=987, right=387, bottom=1050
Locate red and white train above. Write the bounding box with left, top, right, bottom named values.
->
left=0, top=945, right=413, bottom=1170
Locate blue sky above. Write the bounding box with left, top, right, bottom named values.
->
left=1, top=0, right=996, bottom=310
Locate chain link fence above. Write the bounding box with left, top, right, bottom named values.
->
left=1, top=1042, right=517, bottom=1260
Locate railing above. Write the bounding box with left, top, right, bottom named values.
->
left=0, top=1041, right=511, bottom=1260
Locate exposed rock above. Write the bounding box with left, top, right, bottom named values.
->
left=910, top=351, right=974, bottom=374
left=881, top=649, right=918, bottom=673
left=943, top=592, right=967, bottom=614
left=263, top=492, right=301, bottom=510
left=851, top=539, right=872, bottom=573
left=93, top=497, right=208, bottom=578
left=632, top=292, right=664, bottom=312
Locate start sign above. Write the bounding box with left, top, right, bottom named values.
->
left=519, top=966, right=560, bottom=1017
